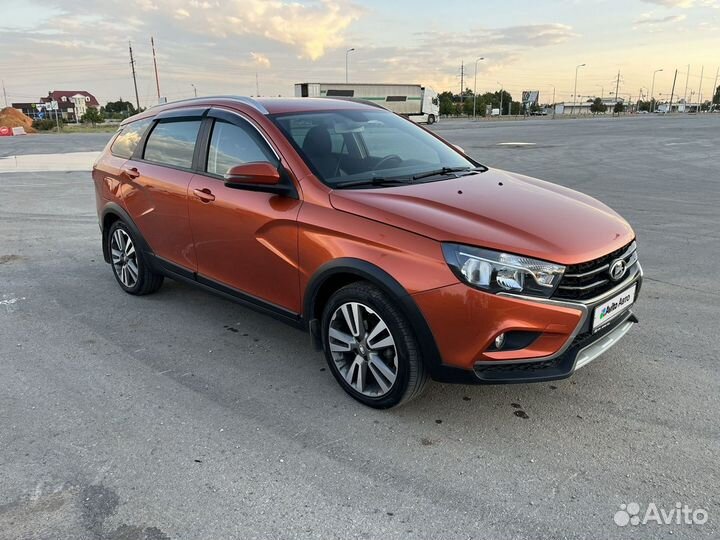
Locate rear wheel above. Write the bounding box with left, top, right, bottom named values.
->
left=321, top=283, right=428, bottom=408
left=108, top=221, right=163, bottom=295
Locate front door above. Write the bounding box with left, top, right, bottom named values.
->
left=188, top=111, right=302, bottom=313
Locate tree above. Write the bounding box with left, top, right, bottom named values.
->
left=104, top=99, right=137, bottom=117
left=713, top=85, right=720, bottom=106
left=438, top=90, right=455, bottom=116
left=590, top=97, right=607, bottom=115
left=81, top=108, right=104, bottom=126
left=613, top=101, right=625, bottom=114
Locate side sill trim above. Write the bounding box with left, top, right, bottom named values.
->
left=147, top=254, right=302, bottom=327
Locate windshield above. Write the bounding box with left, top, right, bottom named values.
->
left=271, top=109, right=482, bottom=188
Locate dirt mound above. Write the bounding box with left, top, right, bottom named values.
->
left=0, top=107, right=36, bottom=133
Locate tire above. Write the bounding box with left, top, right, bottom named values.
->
left=107, top=220, right=163, bottom=295
left=427, top=114, right=436, bottom=125
left=321, top=282, right=428, bottom=408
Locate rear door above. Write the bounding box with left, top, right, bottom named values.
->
left=122, top=109, right=205, bottom=271
left=188, top=109, right=302, bottom=313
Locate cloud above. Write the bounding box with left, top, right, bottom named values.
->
left=174, top=8, right=190, bottom=19
left=251, top=52, right=271, bottom=68
left=634, top=13, right=687, bottom=24
left=172, top=0, right=362, bottom=60
left=641, top=0, right=718, bottom=7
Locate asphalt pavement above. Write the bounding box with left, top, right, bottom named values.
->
left=1, top=115, right=718, bottom=539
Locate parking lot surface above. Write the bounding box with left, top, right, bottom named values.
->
left=1, top=116, right=718, bottom=539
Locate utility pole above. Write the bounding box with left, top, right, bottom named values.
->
left=151, top=36, right=161, bottom=102
left=668, top=69, right=678, bottom=113
left=613, top=70, right=621, bottom=102
left=683, top=64, right=690, bottom=103
left=1, top=80, right=7, bottom=107
left=550, top=85, right=556, bottom=119
left=712, top=67, right=719, bottom=109
left=573, top=63, right=586, bottom=115
left=472, top=57, right=484, bottom=119
left=498, top=82, right=503, bottom=116
left=191, top=84, right=197, bottom=98
left=128, top=41, right=140, bottom=112
left=255, top=72, right=260, bottom=96
left=650, top=68, right=663, bottom=113
left=460, top=60, right=464, bottom=103
left=345, top=48, right=355, bottom=84
left=698, top=65, right=704, bottom=111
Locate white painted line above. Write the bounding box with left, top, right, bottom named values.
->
left=0, top=152, right=100, bottom=173
left=497, top=142, right=536, bottom=146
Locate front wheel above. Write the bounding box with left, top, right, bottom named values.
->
left=321, top=283, right=428, bottom=408
left=427, top=114, right=436, bottom=124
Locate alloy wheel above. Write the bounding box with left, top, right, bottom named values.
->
left=328, top=302, right=399, bottom=397
left=110, top=228, right=139, bottom=288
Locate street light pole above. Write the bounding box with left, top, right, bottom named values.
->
left=191, top=84, right=197, bottom=98
left=573, top=63, right=586, bottom=115
left=650, top=68, right=663, bottom=113
left=497, top=82, right=503, bottom=116
left=473, top=57, right=484, bottom=119
left=345, top=48, right=355, bottom=83
left=550, top=85, right=556, bottom=119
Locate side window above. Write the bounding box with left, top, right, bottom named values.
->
left=206, top=120, right=277, bottom=176
left=143, top=119, right=201, bottom=168
left=110, top=118, right=152, bottom=159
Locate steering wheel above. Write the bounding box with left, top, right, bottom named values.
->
left=373, top=154, right=403, bottom=171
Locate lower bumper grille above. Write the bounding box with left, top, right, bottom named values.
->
left=473, top=311, right=636, bottom=382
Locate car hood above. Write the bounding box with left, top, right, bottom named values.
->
left=329, top=168, right=635, bottom=265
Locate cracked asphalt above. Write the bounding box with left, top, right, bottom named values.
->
left=1, top=115, right=718, bottom=539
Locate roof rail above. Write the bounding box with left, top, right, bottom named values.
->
left=148, top=95, right=269, bottom=115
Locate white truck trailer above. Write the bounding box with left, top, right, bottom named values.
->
left=294, top=83, right=440, bottom=124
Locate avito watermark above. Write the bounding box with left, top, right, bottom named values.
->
left=614, top=502, right=708, bottom=527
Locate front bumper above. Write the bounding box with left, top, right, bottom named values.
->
left=413, top=264, right=642, bottom=384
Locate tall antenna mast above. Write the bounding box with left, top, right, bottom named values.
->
left=151, top=36, right=161, bottom=102
left=129, top=41, right=140, bottom=111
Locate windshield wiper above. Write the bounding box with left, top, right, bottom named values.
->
left=333, top=176, right=413, bottom=189
left=412, top=166, right=485, bottom=181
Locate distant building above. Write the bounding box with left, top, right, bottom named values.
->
left=13, top=90, right=99, bottom=122
left=554, top=97, right=625, bottom=116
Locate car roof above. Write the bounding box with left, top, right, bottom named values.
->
left=121, top=96, right=383, bottom=127
left=255, top=97, right=381, bottom=114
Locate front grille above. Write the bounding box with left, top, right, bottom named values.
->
left=553, top=241, right=637, bottom=301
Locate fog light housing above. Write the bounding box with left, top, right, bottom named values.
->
left=494, top=333, right=506, bottom=350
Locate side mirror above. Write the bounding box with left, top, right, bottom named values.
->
left=224, top=162, right=281, bottom=186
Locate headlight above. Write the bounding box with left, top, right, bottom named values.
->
left=442, top=243, right=565, bottom=297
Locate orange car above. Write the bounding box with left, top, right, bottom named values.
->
left=92, top=96, right=642, bottom=408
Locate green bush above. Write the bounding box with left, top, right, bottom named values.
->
left=32, top=118, right=60, bottom=131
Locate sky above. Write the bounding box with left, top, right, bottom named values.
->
left=1, top=0, right=719, bottom=109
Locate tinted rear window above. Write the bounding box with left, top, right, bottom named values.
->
left=110, top=118, right=152, bottom=159
left=143, top=120, right=201, bottom=168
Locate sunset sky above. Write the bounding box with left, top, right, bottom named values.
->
left=1, top=0, right=719, bottom=108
